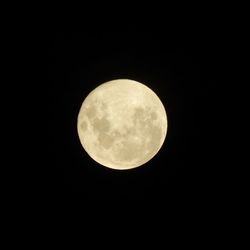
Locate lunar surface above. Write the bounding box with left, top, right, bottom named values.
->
left=77, top=79, right=168, bottom=170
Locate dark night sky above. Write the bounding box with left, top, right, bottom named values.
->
left=47, top=31, right=223, bottom=202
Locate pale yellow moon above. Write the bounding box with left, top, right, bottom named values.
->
left=77, top=79, right=168, bottom=170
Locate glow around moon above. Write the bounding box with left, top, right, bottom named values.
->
left=77, top=79, right=168, bottom=170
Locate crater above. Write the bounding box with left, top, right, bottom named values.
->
left=150, top=112, right=158, bottom=120
left=132, top=107, right=145, bottom=124
left=85, top=104, right=97, bottom=119
left=100, top=101, right=108, bottom=111
left=111, top=130, right=122, bottom=138
left=80, top=121, right=88, bottom=132
left=92, top=117, right=110, bottom=133
left=115, top=139, right=142, bottom=163
left=97, top=132, right=114, bottom=149
left=146, top=124, right=162, bottom=152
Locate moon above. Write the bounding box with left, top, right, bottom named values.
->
left=77, top=79, right=168, bottom=170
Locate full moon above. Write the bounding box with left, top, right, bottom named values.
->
left=77, top=79, right=168, bottom=170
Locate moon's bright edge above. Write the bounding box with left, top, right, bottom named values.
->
left=77, top=79, right=168, bottom=170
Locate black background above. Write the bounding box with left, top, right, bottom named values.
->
left=47, top=30, right=223, bottom=202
